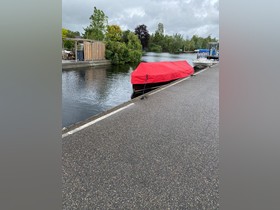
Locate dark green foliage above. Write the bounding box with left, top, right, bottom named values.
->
left=149, top=43, right=162, bottom=52
left=127, top=50, right=142, bottom=63
left=134, top=24, right=150, bottom=50
left=121, top=30, right=131, bottom=44
left=105, top=41, right=128, bottom=64
left=146, top=22, right=218, bottom=53
left=62, top=29, right=80, bottom=50
left=148, top=32, right=218, bottom=53
left=105, top=32, right=142, bottom=65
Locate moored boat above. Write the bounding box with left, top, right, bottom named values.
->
left=193, top=42, right=219, bottom=69
left=131, top=60, right=194, bottom=98
left=193, top=57, right=219, bottom=69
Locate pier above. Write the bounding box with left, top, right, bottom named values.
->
left=62, top=64, right=219, bottom=209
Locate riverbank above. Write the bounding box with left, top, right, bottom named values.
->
left=62, top=59, right=111, bottom=70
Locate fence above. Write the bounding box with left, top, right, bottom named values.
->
left=83, top=41, right=105, bottom=61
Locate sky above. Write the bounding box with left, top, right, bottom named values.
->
left=62, top=0, right=219, bottom=39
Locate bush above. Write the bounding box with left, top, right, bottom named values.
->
left=128, top=50, right=142, bottom=63
left=149, top=43, right=162, bottom=52
left=105, top=34, right=142, bottom=65
left=105, top=41, right=128, bottom=65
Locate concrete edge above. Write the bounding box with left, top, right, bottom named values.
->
left=62, top=65, right=214, bottom=137
left=62, top=60, right=111, bottom=70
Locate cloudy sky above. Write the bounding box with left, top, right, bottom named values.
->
left=62, top=0, right=219, bottom=39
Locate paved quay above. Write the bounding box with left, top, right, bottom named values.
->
left=62, top=65, right=219, bottom=209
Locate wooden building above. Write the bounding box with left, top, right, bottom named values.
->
left=63, top=38, right=106, bottom=62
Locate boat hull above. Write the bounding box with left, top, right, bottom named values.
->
left=193, top=58, right=218, bottom=68
left=131, top=80, right=177, bottom=98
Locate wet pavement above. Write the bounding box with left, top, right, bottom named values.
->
left=62, top=65, right=219, bottom=209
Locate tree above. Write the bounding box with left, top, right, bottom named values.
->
left=105, top=25, right=122, bottom=42
left=62, top=28, right=68, bottom=39
left=127, top=32, right=142, bottom=51
left=170, top=33, right=184, bottom=53
left=126, top=32, right=142, bottom=62
left=134, top=24, right=150, bottom=50
left=121, top=30, right=131, bottom=44
left=105, top=41, right=128, bottom=64
left=83, top=7, right=108, bottom=40
left=105, top=30, right=142, bottom=64
left=62, top=28, right=81, bottom=50
left=149, top=43, right=162, bottom=52
left=188, top=40, right=196, bottom=51
left=156, top=23, right=164, bottom=35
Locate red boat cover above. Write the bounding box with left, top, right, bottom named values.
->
left=131, top=60, right=194, bottom=84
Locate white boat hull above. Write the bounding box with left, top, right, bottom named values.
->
left=193, top=58, right=218, bottom=68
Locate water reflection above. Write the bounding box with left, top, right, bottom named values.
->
left=62, top=53, right=196, bottom=127
left=62, top=64, right=135, bottom=127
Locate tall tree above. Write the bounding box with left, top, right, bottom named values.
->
left=134, top=24, right=150, bottom=50
left=170, top=33, right=184, bottom=53
left=156, top=23, right=164, bottom=35
left=83, top=7, right=108, bottom=40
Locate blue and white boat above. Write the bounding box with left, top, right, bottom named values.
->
left=193, top=42, right=219, bottom=68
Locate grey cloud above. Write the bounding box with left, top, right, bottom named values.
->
left=62, top=0, right=219, bottom=38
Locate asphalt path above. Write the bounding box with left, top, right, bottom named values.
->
left=62, top=65, right=219, bottom=209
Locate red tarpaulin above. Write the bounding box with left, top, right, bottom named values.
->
left=131, top=60, right=194, bottom=84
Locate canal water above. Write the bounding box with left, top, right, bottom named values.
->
left=62, top=52, right=197, bottom=127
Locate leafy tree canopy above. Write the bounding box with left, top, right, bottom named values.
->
left=105, top=30, right=142, bottom=64
left=105, top=25, right=122, bottom=42
left=83, top=7, right=108, bottom=40
left=62, top=28, right=80, bottom=50
left=127, top=32, right=142, bottom=51
left=121, top=30, right=131, bottom=44
left=62, top=28, right=68, bottom=39
left=134, top=24, right=150, bottom=50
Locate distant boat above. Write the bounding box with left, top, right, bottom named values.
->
left=193, top=42, right=219, bottom=69
left=193, top=57, right=219, bottom=68
left=131, top=60, right=194, bottom=98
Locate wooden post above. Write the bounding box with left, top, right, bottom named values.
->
left=75, top=41, right=77, bottom=62
left=91, top=42, right=94, bottom=61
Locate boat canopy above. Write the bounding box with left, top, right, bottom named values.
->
left=198, top=49, right=210, bottom=53
left=131, top=60, right=194, bottom=84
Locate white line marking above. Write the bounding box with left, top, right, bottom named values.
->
left=193, top=66, right=210, bottom=75
left=149, top=76, right=191, bottom=96
left=62, top=103, right=134, bottom=138
left=149, top=65, right=213, bottom=96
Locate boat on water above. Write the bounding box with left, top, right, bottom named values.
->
left=193, top=57, right=219, bottom=69
left=131, top=60, right=194, bottom=98
left=193, top=42, right=219, bottom=69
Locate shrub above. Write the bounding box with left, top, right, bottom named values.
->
left=149, top=43, right=162, bottom=52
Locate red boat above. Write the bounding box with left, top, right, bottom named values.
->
left=131, top=60, right=194, bottom=98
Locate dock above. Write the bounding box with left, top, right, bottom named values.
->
left=62, top=59, right=111, bottom=70
left=62, top=65, right=219, bottom=209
